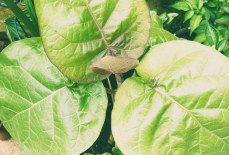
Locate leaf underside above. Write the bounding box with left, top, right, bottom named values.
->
left=112, top=40, right=229, bottom=155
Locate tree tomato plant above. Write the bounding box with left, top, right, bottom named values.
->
left=0, top=0, right=228, bottom=155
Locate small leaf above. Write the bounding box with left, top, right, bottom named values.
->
left=166, top=13, right=179, bottom=24
left=194, top=33, right=206, bottom=43
left=187, top=0, right=198, bottom=9
left=159, top=12, right=168, bottom=24
left=207, top=1, right=216, bottom=7
left=217, top=39, right=228, bottom=52
left=197, top=0, right=204, bottom=9
left=216, top=15, right=229, bottom=25
left=184, top=10, right=194, bottom=22
left=171, top=1, right=190, bottom=11
left=190, top=14, right=203, bottom=33
left=149, top=14, right=179, bottom=45
left=205, top=24, right=219, bottom=46
left=25, top=0, right=39, bottom=30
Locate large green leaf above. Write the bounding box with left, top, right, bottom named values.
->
left=0, top=38, right=108, bottom=154
left=112, top=40, right=229, bottom=154
left=34, top=0, right=150, bottom=83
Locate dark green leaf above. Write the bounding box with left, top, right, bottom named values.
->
left=4, top=17, right=27, bottom=42
left=216, top=15, right=229, bottom=25
left=2, top=0, right=39, bottom=36
left=207, top=1, right=216, bottom=7
left=25, top=0, right=39, bottom=30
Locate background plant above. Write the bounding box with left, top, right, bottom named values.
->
left=147, top=0, right=229, bottom=56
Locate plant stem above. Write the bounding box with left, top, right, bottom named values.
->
left=107, top=77, right=114, bottom=103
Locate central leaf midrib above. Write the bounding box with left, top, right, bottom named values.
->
left=5, top=86, right=67, bottom=123
left=154, top=87, right=227, bottom=143
left=83, top=0, right=111, bottom=49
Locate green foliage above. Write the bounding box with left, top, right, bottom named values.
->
left=34, top=0, right=151, bottom=83
left=0, top=0, right=229, bottom=155
left=170, top=0, right=229, bottom=56
left=2, top=0, right=39, bottom=37
left=112, top=40, right=229, bottom=155
left=0, top=0, right=39, bottom=44
left=148, top=12, right=179, bottom=46
left=0, top=38, right=108, bottom=154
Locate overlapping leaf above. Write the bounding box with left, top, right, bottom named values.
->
left=112, top=40, right=229, bottom=155
left=0, top=38, right=108, bottom=155
left=34, top=0, right=150, bottom=83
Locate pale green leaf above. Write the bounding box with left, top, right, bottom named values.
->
left=217, top=39, right=228, bottom=52
left=112, top=40, right=229, bottom=155
left=0, top=38, right=108, bottom=155
left=171, top=1, right=190, bottom=11
left=190, top=14, right=202, bottom=33
left=184, top=10, right=194, bottom=22
left=34, top=0, right=151, bottom=83
left=197, top=0, right=204, bottom=9
left=149, top=14, right=179, bottom=46
left=205, top=24, right=219, bottom=46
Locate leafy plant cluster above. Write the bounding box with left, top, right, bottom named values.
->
left=0, top=0, right=229, bottom=155
left=147, top=0, right=229, bottom=56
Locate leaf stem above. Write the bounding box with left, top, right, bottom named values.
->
left=115, top=74, right=123, bottom=87
left=107, top=77, right=114, bottom=103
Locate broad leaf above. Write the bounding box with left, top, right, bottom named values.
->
left=112, top=40, right=229, bottom=155
left=34, top=0, right=151, bottom=83
left=0, top=38, right=108, bottom=154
